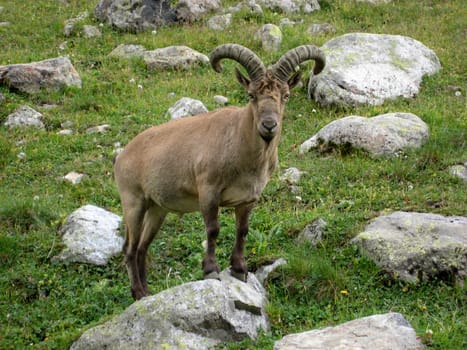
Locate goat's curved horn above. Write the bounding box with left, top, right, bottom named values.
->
left=210, top=44, right=266, bottom=82
left=271, top=45, right=326, bottom=82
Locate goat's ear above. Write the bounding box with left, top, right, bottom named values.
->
left=287, top=71, right=302, bottom=90
left=235, top=67, right=251, bottom=88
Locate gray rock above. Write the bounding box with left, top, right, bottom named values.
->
left=207, top=13, right=232, bottom=31
left=0, top=57, right=82, bottom=94
left=63, top=11, right=89, bottom=37
left=351, top=211, right=467, bottom=283
left=82, top=25, right=102, bottom=38
left=63, top=171, right=86, bottom=184
left=86, top=124, right=111, bottom=134
left=300, top=112, right=429, bottom=157
left=254, top=24, right=282, bottom=52
left=308, top=33, right=441, bottom=106
left=108, top=44, right=147, bottom=58
left=213, top=95, right=229, bottom=105
left=228, top=1, right=263, bottom=14
left=94, top=0, right=176, bottom=32
left=255, top=258, right=287, bottom=284
left=176, top=0, right=221, bottom=22
left=58, top=129, right=74, bottom=135
left=274, top=312, right=423, bottom=350
left=280, top=167, right=305, bottom=184
left=71, top=269, right=269, bottom=350
left=144, top=46, right=209, bottom=70
left=4, top=106, right=44, bottom=129
left=167, top=97, right=208, bottom=119
left=54, top=205, right=123, bottom=265
left=449, top=163, right=467, bottom=183
left=279, top=18, right=301, bottom=27
left=257, top=0, right=320, bottom=13
left=297, top=218, right=327, bottom=246
left=307, top=22, right=335, bottom=34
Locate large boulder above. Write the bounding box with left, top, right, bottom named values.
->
left=351, top=211, right=467, bottom=283
left=274, top=313, right=423, bottom=350
left=94, top=0, right=177, bottom=32
left=308, top=33, right=441, bottom=106
left=0, top=57, right=82, bottom=94
left=70, top=270, right=269, bottom=349
left=53, top=205, right=123, bottom=265
left=300, top=112, right=429, bottom=157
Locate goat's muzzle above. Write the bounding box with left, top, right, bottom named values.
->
left=259, top=118, right=279, bottom=141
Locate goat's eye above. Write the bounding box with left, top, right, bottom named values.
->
left=283, top=93, right=290, bottom=101
left=248, top=92, right=255, bottom=100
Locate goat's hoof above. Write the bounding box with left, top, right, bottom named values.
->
left=131, top=287, right=148, bottom=300
left=204, top=271, right=221, bottom=280
left=230, top=270, right=248, bottom=282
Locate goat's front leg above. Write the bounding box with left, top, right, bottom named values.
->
left=230, top=204, right=254, bottom=282
left=200, top=200, right=221, bottom=279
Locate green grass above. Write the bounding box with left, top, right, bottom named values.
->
left=0, top=0, right=466, bottom=349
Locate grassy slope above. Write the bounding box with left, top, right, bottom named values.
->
left=0, top=0, right=465, bottom=349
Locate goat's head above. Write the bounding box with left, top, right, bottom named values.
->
left=210, top=44, right=325, bottom=142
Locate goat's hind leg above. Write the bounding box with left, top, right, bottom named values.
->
left=230, top=204, right=253, bottom=282
left=136, top=204, right=167, bottom=295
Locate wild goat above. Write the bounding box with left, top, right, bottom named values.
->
left=114, top=43, right=325, bottom=300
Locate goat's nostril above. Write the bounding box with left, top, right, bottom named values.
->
left=262, top=121, right=278, bottom=132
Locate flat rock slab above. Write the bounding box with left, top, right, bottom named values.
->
left=300, top=112, right=429, bottom=157
left=274, top=312, right=423, bottom=350
left=308, top=33, right=441, bottom=106
left=351, top=211, right=467, bottom=283
left=54, top=205, right=123, bottom=265
left=0, top=57, right=82, bottom=94
left=71, top=270, right=269, bottom=350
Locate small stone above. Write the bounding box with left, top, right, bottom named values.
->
left=167, top=97, right=208, bottom=119
left=86, top=124, right=111, bottom=134
left=4, top=106, right=44, bottom=129
left=109, top=44, right=146, bottom=59
left=63, top=171, right=86, bottom=184
left=207, top=14, right=232, bottom=31
left=449, top=163, right=467, bottom=182
left=280, top=167, right=305, bottom=184
left=254, top=24, right=282, bottom=52
left=307, top=22, right=335, bottom=34
left=82, top=25, right=101, bottom=38
left=58, top=129, right=74, bottom=135
left=297, top=218, right=327, bottom=245
left=213, top=95, right=228, bottom=105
